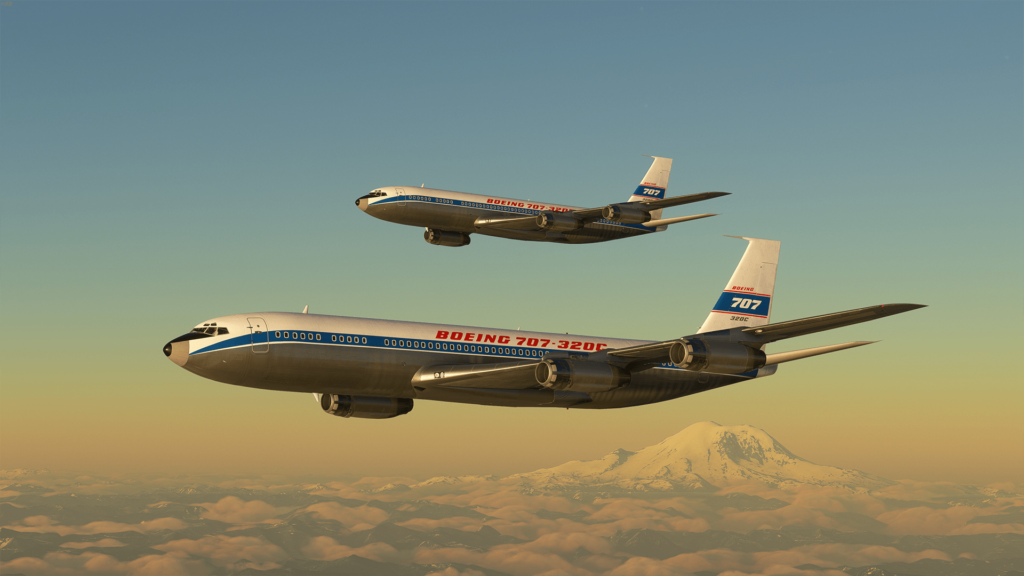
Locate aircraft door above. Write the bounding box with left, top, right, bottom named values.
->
left=248, top=317, right=269, bottom=353
left=396, top=188, right=406, bottom=206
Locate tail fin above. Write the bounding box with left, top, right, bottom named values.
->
left=698, top=236, right=781, bottom=334
left=628, top=156, right=672, bottom=204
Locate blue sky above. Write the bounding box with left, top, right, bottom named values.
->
left=1, top=2, right=1021, bottom=483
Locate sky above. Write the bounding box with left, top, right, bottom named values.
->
left=1, top=2, right=1021, bottom=486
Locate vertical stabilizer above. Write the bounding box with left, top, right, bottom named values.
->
left=698, top=237, right=781, bottom=334
left=628, top=156, right=672, bottom=207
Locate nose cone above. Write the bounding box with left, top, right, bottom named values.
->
left=355, top=196, right=370, bottom=211
left=163, top=339, right=189, bottom=367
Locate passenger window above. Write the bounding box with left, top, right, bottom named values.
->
left=315, top=334, right=321, bottom=341
left=428, top=342, right=433, bottom=349
left=361, top=337, right=367, bottom=344
left=413, top=341, right=419, bottom=348
left=275, top=331, right=281, bottom=338
left=292, top=332, right=297, bottom=339
left=331, top=335, right=337, bottom=342
left=300, top=333, right=306, bottom=340
left=442, top=343, right=448, bottom=350
left=347, top=336, right=352, bottom=343
left=456, top=344, right=462, bottom=351
left=399, top=340, right=404, bottom=347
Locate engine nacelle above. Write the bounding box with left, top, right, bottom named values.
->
left=425, top=229, right=471, bottom=247
left=535, top=359, right=630, bottom=394
left=320, top=394, right=414, bottom=419
left=669, top=338, right=766, bottom=375
left=535, top=211, right=581, bottom=233
left=602, top=204, right=650, bottom=224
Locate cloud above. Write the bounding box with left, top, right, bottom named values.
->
left=298, top=502, right=390, bottom=531
left=413, top=545, right=592, bottom=576
left=949, top=522, right=1024, bottom=535
left=0, top=551, right=209, bottom=576
left=875, top=505, right=984, bottom=535
left=424, top=569, right=488, bottom=576
left=196, top=496, right=286, bottom=524
left=3, top=515, right=187, bottom=536
left=300, top=536, right=401, bottom=563
left=396, top=516, right=488, bottom=532
left=154, top=535, right=287, bottom=568
left=60, top=538, right=127, bottom=549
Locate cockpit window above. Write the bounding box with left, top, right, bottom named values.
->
left=191, top=324, right=228, bottom=336
left=368, top=190, right=387, bottom=197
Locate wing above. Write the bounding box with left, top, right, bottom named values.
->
left=601, top=303, right=925, bottom=368
left=411, top=360, right=541, bottom=389
left=473, top=214, right=541, bottom=231
left=572, top=191, right=730, bottom=221
left=475, top=191, right=729, bottom=232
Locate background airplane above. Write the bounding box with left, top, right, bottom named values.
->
left=163, top=237, right=923, bottom=419
left=355, top=156, right=728, bottom=246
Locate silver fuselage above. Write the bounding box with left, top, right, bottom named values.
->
left=165, top=312, right=767, bottom=410
left=356, top=187, right=662, bottom=243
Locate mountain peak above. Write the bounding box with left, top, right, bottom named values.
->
left=510, top=422, right=892, bottom=492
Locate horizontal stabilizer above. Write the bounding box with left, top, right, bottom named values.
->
left=744, top=303, right=925, bottom=342
left=764, top=341, right=875, bottom=365
left=643, top=213, right=717, bottom=227
left=411, top=360, right=540, bottom=389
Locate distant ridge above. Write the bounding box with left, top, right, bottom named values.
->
left=509, top=421, right=894, bottom=492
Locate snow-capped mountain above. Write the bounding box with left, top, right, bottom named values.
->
left=509, top=421, right=893, bottom=491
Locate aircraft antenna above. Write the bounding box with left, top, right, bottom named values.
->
left=302, top=305, right=309, bottom=314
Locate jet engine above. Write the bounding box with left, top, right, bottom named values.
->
left=425, top=229, right=471, bottom=247
left=535, top=359, right=630, bottom=394
left=320, top=394, right=414, bottom=419
left=669, top=338, right=766, bottom=374
left=602, top=204, right=650, bottom=224
left=535, top=211, right=581, bottom=232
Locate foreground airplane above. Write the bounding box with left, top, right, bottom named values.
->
left=355, top=156, right=727, bottom=246
left=163, top=237, right=923, bottom=419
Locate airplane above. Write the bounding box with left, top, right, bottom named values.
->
left=163, top=237, right=924, bottom=419
left=355, top=156, right=728, bottom=246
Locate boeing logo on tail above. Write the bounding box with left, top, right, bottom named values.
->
left=163, top=237, right=924, bottom=420
left=355, top=156, right=726, bottom=247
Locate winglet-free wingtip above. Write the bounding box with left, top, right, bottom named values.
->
left=878, top=303, right=927, bottom=313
